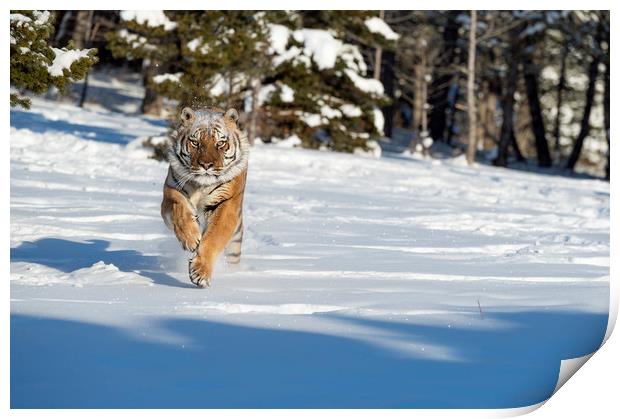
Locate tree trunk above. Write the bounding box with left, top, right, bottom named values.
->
left=380, top=50, right=396, bottom=138
left=553, top=40, right=569, bottom=158
left=494, top=43, right=518, bottom=167
left=565, top=47, right=601, bottom=170
left=77, top=11, right=94, bottom=108
left=478, top=81, right=498, bottom=150
left=510, top=127, right=525, bottom=162
left=428, top=11, right=460, bottom=141
left=421, top=68, right=428, bottom=136
left=54, top=11, right=73, bottom=45
left=522, top=52, right=552, bottom=167
left=141, top=60, right=164, bottom=116
left=604, top=60, right=610, bottom=180
left=411, top=38, right=427, bottom=138
left=373, top=10, right=385, bottom=80
left=72, top=11, right=92, bottom=49
left=247, top=80, right=260, bottom=146
left=466, top=10, right=478, bottom=165
left=445, top=82, right=459, bottom=145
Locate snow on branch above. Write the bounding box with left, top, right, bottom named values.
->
left=120, top=11, right=177, bottom=31
left=267, top=24, right=291, bottom=54
left=293, top=29, right=343, bottom=70
left=364, top=17, right=400, bottom=41
left=344, top=69, right=385, bottom=96
left=152, top=72, right=182, bottom=84
left=47, top=47, right=94, bottom=77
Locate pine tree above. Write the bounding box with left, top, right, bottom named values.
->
left=106, top=11, right=179, bottom=115
left=125, top=11, right=398, bottom=153
left=105, top=11, right=398, bottom=152
left=151, top=11, right=283, bottom=114
left=258, top=11, right=398, bottom=152
left=10, top=10, right=98, bottom=109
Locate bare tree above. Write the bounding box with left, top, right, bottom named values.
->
left=72, top=11, right=92, bottom=49
left=466, top=10, right=478, bottom=165
left=494, top=23, right=520, bottom=167
left=373, top=10, right=385, bottom=80
left=78, top=11, right=95, bottom=108
left=604, top=59, right=610, bottom=180
left=428, top=11, right=461, bottom=142
left=53, top=11, right=73, bottom=45
left=566, top=19, right=603, bottom=170
left=520, top=14, right=552, bottom=167
left=552, top=39, right=569, bottom=159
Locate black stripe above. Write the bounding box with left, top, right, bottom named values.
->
left=170, top=170, right=180, bottom=185
left=171, top=169, right=189, bottom=195
left=227, top=252, right=241, bottom=257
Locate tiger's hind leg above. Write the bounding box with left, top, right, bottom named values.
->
left=225, top=219, right=243, bottom=266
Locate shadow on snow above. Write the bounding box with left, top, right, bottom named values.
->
left=10, top=107, right=166, bottom=145
left=10, top=308, right=607, bottom=408
left=10, top=238, right=192, bottom=289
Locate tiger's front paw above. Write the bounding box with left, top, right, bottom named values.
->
left=189, top=256, right=212, bottom=288
left=173, top=215, right=201, bottom=252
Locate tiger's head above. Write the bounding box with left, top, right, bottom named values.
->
left=168, top=106, right=249, bottom=186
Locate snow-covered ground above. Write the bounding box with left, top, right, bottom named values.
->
left=10, top=94, right=609, bottom=408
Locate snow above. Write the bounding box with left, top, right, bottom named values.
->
left=186, top=37, right=200, bottom=51
left=152, top=72, right=182, bottom=84
left=32, top=10, right=51, bottom=25
left=541, top=65, right=559, bottom=83
left=372, top=106, right=385, bottom=134
left=10, top=13, right=33, bottom=26
left=293, top=29, right=343, bottom=70
left=340, top=103, right=363, bottom=118
left=10, top=92, right=609, bottom=407
left=422, top=136, right=434, bottom=148
left=364, top=17, right=400, bottom=41
left=298, top=112, right=322, bottom=127
left=186, top=37, right=210, bottom=55
left=272, top=134, right=302, bottom=148
left=47, top=47, right=93, bottom=77
left=354, top=139, right=382, bottom=158
left=267, top=24, right=291, bottom=54
left=275, top=28, right=375, bottom=79
left=208, top=73, right=248, bottom=97
left=119, top=10, right=177, bottom=31
left=344, top=69, right=385, bottom=96
left=243, top=84, right=276, bottom=112
left=340, top=44, right=368, bottom=74
left=272, top=46, right=311, bottom=68
left=117, top=29, right=153, bottom=50
left=12, top=10, right=51, bottom=27
left=279, top=83, right=295, bottom=102
left=320, top=104, right=342, bottom=119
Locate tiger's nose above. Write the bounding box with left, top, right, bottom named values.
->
left=201, top=162, right=214, bottom=170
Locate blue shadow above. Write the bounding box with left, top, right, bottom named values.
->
left=10, top=308, right=607, bottom=408
left=10, top=108, right=167, bottom=145
left=11, top=238, right=192, bottom=289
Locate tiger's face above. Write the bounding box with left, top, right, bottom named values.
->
left=171, top=106, right=247, bottom=186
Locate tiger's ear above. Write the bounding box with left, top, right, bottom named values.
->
left=225, top=108, right=239, bottom=126
left=180, top=107, right=195, bottom=126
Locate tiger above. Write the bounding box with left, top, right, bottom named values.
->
left=161, top=106, right=249, bottom=288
